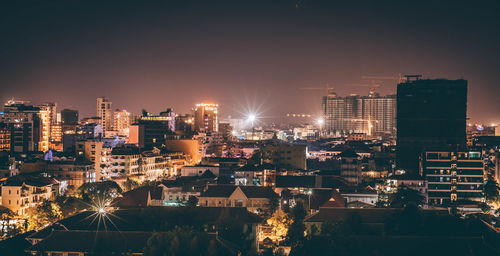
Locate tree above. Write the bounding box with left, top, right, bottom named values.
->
left=0, top=208, right=22, bottom=240
left=267, top=210, right=292, bottom=241
left=483, top=178, right=500, bottom=202
left=268, top=197, right=279, bottom=216
left=26, top=200, right=62, bottom=231
left=389, top=185, right=425, bottom=208
left=186, top=196, right=199, bottom=207
left=287, top=201, right=307, bottom=246
left=53, top=195, right=88, bottom=217
left=122, top=177, right=140, bottom=192
left=143, top=226, right=229, bottom=256
left=77, top=181, right=122, bottom=204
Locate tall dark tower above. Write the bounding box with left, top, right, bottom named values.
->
left=396, top=76, right=467, bottom=174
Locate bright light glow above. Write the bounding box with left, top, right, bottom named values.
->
left=98, top=207, right=106, bottom=214
left=248, top=114, right=256, bottom=122
left=317, top=118, right=324, bottom=125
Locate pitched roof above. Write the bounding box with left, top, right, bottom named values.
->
left=237, top=164, right=262, bottom=172
left=305, top=208, right=450, bottom=224
left=305, top=208, right=396, bottom=223
left=28, top=207, right=262, bottom=240
left=111, top=186, right=163, bottom=208
left=275, top=175, right=317, bottom=188
left=2, top=174, right=59, bottom=187
left=338, top=149, right=360, bottom=158
left=308, top=189, right=346, bottom=209
left=200, top=185, right=278, bottom=199
left=200, top=169, right=217, bottom=179
left=199, top=185, right=237, bottom=197
left=239, top=186, right=278, bottom=198
left=27, top=230, right=152, bottom=253
left=0, top=231, right=35, bottom=256
left=341, top=186, right=377, bottom=195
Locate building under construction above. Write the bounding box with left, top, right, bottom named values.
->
left=321, top=92, right=396, bottom=137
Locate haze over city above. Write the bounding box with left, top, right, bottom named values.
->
left=1, top=0, right=499, bottom=123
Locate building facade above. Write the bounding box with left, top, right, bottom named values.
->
left=96, top=97, right=113, bottom=134
left=1, top=100, right=42, bottom=152
left=136, top=114, right=175, bottom=149
left=114, top=109, right=131, bottom=137
left=193, top=103, right=218, bottom=133
left=397, top=77, right=467, bottom=174
left=321, top=93, right=396, bottom=136
left=1, top=175, right=58, bottom=216
left=421, top=151, right=483, bottom=205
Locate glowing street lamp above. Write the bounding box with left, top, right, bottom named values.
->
left=248, top=114, right=257, bottom=140
left=248, top=114, right=257, bottom=123
left=98, top=207, right=106, bottom=215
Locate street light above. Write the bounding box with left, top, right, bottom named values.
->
left=316, top=118, right=324, bottom=139
left=248, top=114, right=256, bottom=123
left=307, top=190, right=313, bottom=214
left=248, top=114, right=257, bottom=140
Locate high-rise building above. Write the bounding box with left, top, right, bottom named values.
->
left=321, top=93, right=396, bottom=136
left=39, top=102, right=57, bottom=142
left=0, top=100, right=42, bottom=152
left=0, top=123, right=11, bottom=151
left=61, top=109, right=79, bottom=135
left=97, top=97, right=113, bottom=134
left=396, top=76, right=467, bottom=173
left=421, top=151, right=483, bottom=205
left=136, top=110, right=175, bottom=149
left=193, top=103, right=218, bottom=133
left=114, top=109, right=131, bottom=137
left=61, top=109, right=79, bottom=125
left=38, top=108, right=51, bottom=152
left=50, top=123, right=62, bottom=142
left=175, top=114, right=194, bottom=132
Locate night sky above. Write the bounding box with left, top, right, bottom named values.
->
left=1, top=0, right=499, bottom=123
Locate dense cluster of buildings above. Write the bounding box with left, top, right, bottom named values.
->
left=1, top=75, right=500, bottom=255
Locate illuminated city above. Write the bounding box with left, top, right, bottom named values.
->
left=0, top=1, right=500, bottom=256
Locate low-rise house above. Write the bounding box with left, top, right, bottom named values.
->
left=1, top=175, right=58, bottom=216
left=340, top=187, right=378, bottom=206
left=109, top=145, right=141, bottom=178
left=387, top=174, right=428, bottom=204
left=198, top=185, right=278, bottom=213
left=44, top=159, right=95, bottom=190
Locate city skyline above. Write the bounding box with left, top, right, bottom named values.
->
left=1, top=1, right=500, bottom=123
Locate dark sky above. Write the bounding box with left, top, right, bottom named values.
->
left=1, top=0, right=499, bottom=123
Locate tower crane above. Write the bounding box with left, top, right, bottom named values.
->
left=299, top=83, right=335, bottom=95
